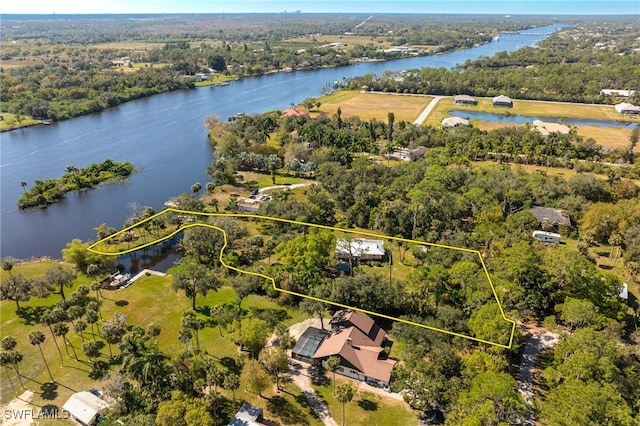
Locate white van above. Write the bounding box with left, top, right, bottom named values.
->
left=532, top=230, right=561, bottom=244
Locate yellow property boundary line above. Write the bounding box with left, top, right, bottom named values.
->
left=88, top=208, right=516, bottom=349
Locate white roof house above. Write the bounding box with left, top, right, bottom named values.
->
left=336, top=238, right=385, bottom=260
left=615, top=103, right=640, bottom=115
left=442, top=116, right=470, bottom=127
left=492, top=95, right=513, bottom=107
left=63, top=391, right=109, bottom=426
left=601, top=89, right=636, bottom=97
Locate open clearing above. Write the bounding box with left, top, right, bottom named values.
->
left=316, top=90, right=431, bottom=123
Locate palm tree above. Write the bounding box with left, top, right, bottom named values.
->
left=191, top=182, right=202, bottom=194
left=127, top=348, right=170, bottom=391
left=326, top=356, right=341, bottom=394
left=41, top=309, right=66, bottom=367
left=335, top=382, right=354, bottom=426
left=7, top=350, right=25, bottom=389
left=178, top=328, right=193, bottom=352
left=29, top=331, right=53, bottom=382
left=82, top=340, right=102, bottom=368
left=224, top=373, right=240, bottom=402
left=119, top=333, right=147, bottom=371
left=0, top=352, right=17, bottom=394
left=19, top=181, right=28, bottom=193
left=53, top=322, right=76, bottom=360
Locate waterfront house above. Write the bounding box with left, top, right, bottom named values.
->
left=492, top=95, right=513, bottom=108
left=615, top=103, right=640, bottom=115
left=442, top=116, right=470, bottom=128
left=453, top=95, right=477, bottom=105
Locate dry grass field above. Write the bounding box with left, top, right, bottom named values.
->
left=315, top=90, right=431, bottom=122
left=284, top=34, right=393, bottom=47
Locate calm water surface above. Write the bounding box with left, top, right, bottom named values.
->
left=449, top=110, right=638, bottom=128
left=0, top=25, right=563, bottom=261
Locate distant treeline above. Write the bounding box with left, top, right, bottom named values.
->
left=345, top=22, right=640, bottom=105
left=18, top=159, right=135, bottom=209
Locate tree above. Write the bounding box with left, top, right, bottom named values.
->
left=29, top=330, right=53, bottom=382
left=126, top=346, right=171, bottom=392
left=557, top=297, right=605, bottom=330
left=299, top=298, right=326, bottom=329
left=94, top=223, right=117, bottom=240
left=19, top=181, right=27, bottom=193
left=61, top=239, right=95, bottom=270
left=0, top=274, right=32, bottom=311
left=335, top=382, right=354, bottom=426
left=40, top=309, right=66, bottom=367
left=181, top=311, right=205, bottom=352
left=53, top=322, right=76, bottom=360
left=173, top=263, right=222, bottom=311
left=447, top=372, right=526, bottom=425
left=1, top=257, right=17, bottom=276
left=387, top=111, right=395, bottom=142
left=82, top=340, right=103, bottom=368
left=241, top=359, right=270, bottom=397
left=103, top=312, right=128, bottom=359
left=540, top=381, right=633, bottom=425
left=224, top=373, right=240, bottom=402
left=43, top=266, right=76, bottom=300
left=259, top=346, right=287, bottom=391
left=191, top=182, right=202, bottom=194
left=0, top=352, right=17, bottom=395
left=146, top=322, right=161, bottom=343
left=326, top=356, right=341, bottom=394
left=156, top=390, right=214, bottom=426
left=233, top=317, right=271, bottom=358
left=7, top=350, right=25, bottom=390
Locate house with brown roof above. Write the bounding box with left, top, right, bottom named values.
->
left=311, top=310, right=396, bottom=388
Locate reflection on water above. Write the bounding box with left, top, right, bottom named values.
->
left=449, top=110, right=637, bottom=128
left=114, top=233, right=182, bottom=274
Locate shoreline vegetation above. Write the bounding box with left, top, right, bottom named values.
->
left=0, top=14, right=551, bottom=132
left=17, top=159, right=135, bottom=210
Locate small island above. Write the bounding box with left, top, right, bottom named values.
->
left=18, top=159, right=135, bottom=210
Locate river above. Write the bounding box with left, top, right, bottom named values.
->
left=0, top=24, right=564, bottom=261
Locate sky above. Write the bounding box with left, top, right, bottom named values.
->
left=1, top=0, right=638, bottom=15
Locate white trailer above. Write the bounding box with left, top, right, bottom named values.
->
left=532, top=230, right=561, bottom=244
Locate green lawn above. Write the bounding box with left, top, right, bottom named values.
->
left=0, top=261, right=312, bottom=424
left=313, top=379, right=417, bottom=426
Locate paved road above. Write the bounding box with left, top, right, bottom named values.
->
left=413, top=96, right=445, bottom=125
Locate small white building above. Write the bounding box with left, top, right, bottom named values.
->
left=615, top=103, right=640, bottom=115
left=336, top=238, right=385, bottom=261
left=63, top=391, right=109, bottom=426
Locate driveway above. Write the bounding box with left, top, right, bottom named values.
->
left=413, top=96, right=445, bottom=125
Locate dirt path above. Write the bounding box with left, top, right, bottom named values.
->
left=518, top=329, right=559, bottom=425
left=286, top=359, right=339, bottom=426
left=413, top=96, right=445, bottom=125
left=258, top=182, right=313, bottom=193
left=1, top=390, right=34, bottom=426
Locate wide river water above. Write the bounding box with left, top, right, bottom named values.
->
left=1, top=24, right=563, bottom=260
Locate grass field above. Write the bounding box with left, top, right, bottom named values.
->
left=313, top=379, right=416, bottom=426
left=0, top=262, right=307, bottom=420
left=316, top=90, right=431, bottom=123
left=284, top=34, right=393, bottom=48
left=0, top=113, right=41, bottom=132
left=426, top=97, right=639, bottom=152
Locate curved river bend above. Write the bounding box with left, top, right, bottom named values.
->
left=1, top=25, right=563, bottom=260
